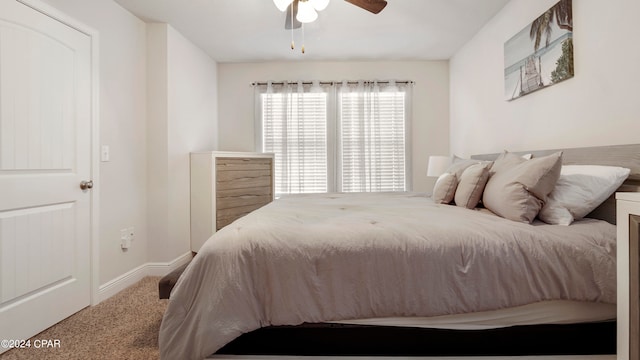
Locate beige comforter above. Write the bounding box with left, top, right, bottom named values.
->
left=159, top=192, right=616, bottom=360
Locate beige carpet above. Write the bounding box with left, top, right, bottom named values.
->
left=0, top=277, right=166, bottom=360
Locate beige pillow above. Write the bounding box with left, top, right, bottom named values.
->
left=445, top=159, right=480, bottom=179
left=432, top=173, right=457, bottom=204
left=482, top=152, right=563, bottom=223
left=489, top=151, right=527, bottom=175
left=455, top=162, right=492, bottom=209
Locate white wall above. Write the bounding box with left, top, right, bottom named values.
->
left=147, top=24, right=218, bottom=262
left=146, top=24, right=170, bottom=264
left=40, top=0, right=149, bottom=284
left=217, top=61, right=449, bottom=192
left=450, top=0, right=640, bottom=157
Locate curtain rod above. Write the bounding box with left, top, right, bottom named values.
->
left=251, top=80, right=414, bottom=87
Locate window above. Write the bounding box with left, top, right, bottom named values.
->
left=256, top=80, right=411, bottom=196
left=339, top=89, right=406, bottom=192
left=262, top=91, right=328, bottom=194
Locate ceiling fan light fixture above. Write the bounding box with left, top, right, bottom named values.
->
left=296, top=0, right=318, bottom=23
left=273, top=0, right=294, bottom=12
left=309, top=0, right=330, bottom=11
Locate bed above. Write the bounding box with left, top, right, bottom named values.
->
left=159, top=144, right=640, bottom=360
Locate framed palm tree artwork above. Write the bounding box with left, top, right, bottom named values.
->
left=504, top=0, right=573, bottom=101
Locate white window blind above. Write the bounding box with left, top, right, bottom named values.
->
left=256, top=80, right=411, bottom=196
left=339, top=88, right=406, bottom=192
left=261, top=87, right=328, bottom=194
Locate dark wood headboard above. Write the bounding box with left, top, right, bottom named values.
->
left=471, top=143, right=640, bottom=224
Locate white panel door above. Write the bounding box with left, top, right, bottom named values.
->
left=0, top=0, right=92, bottom=352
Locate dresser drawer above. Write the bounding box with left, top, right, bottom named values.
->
left=216, top=157, right=272, bottom=171
left=216, top=157, right=272, bottom=191
left=216, top=169, right=272, bottom=190
left=216, top=203, right=269, bottom=230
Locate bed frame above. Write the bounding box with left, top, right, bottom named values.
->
left=169, top=143, right=640, bottom=357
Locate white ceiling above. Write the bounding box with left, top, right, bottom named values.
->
left=114, top=0, right=510, bottom=63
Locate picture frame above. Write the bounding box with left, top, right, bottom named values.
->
left=504, top=0, right=573, bottom=100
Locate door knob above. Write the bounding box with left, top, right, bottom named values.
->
left=80, top=180, right=94, bottom=190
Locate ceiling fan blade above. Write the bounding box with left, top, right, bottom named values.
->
left=344, top=0, right=387, bottom=14
left=285, top=0, right=302, bottom=29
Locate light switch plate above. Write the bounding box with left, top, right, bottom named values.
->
left=101, top=145, right=110, bottom=162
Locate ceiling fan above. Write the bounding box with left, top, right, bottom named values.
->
left=275, top=0, right=387, bottom=53
left=281, top=0, right=388, bottom=29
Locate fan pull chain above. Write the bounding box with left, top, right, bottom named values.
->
left=301, top=23, right=305, bottom=54
left=290, top=3, right=295, bottom=50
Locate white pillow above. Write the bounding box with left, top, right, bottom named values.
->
left=538, top=165, right=631, bottom=225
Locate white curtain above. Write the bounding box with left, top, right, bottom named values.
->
left=256, top=81, right=331, bottom=195
left=337, top=80, right=412, bottom=192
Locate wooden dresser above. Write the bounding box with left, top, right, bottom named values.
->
left=190, top=151, right=275, bottom=252
left=617, top=192, right=640, bottom=360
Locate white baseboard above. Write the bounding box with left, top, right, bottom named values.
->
left=96, top=252, right=192, bottom=304
left=146, top=252, right=193, bottom=276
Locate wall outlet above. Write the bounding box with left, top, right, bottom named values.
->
left=121, top=227, right=134, bottom=250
